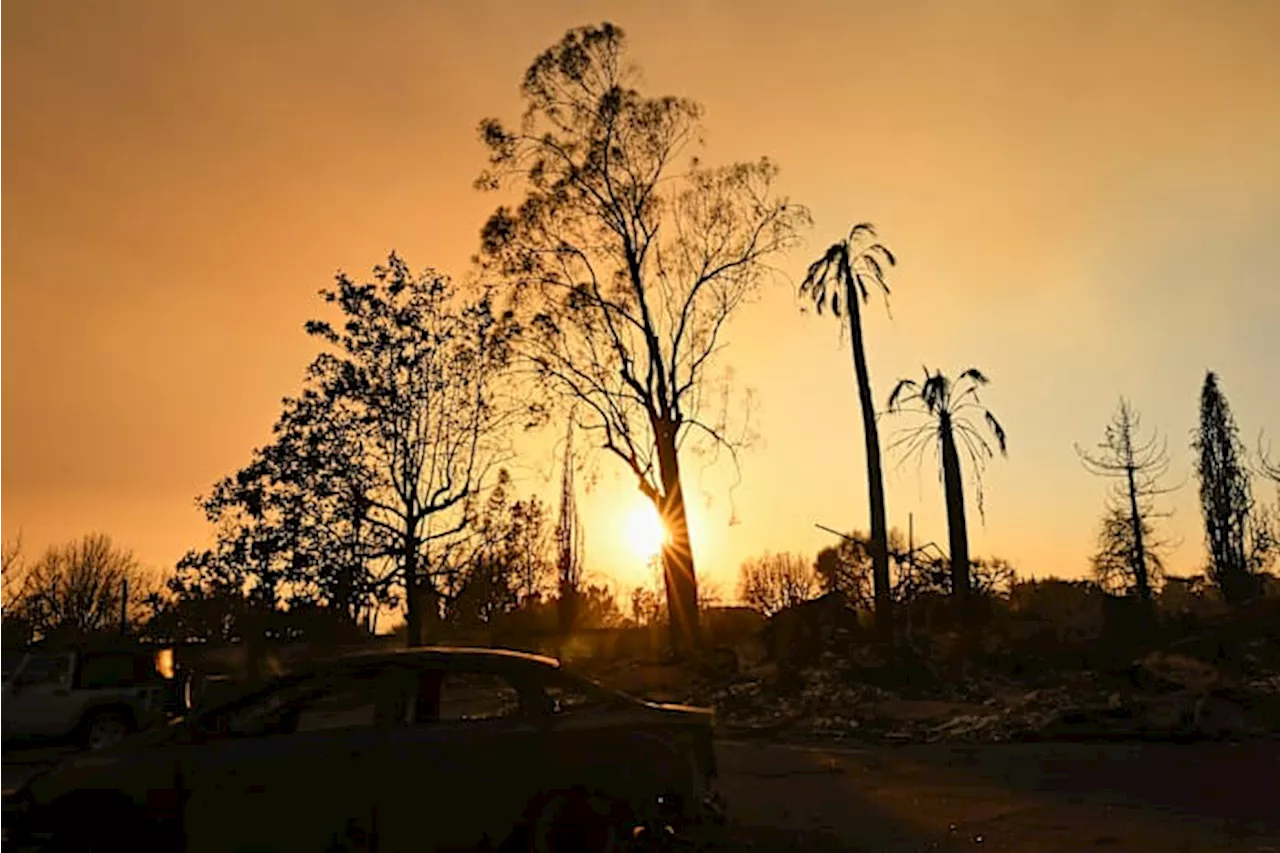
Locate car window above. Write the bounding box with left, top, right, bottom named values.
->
left=435, top=671, right=523, bottom=723
left=543, top=673, right=618, bottom=713
left=78, top=653, right=155, bottom=689
left=15, top=653, right=71, bottom=687
left=221, top=669, right=414, bottom=738
left=295, top=669, right=414, bottom=732
left=221, top=688, right=294, bottom=738
left=294, top=684, right=381, bottom=732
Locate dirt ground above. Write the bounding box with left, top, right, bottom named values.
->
left=6, top=739, right=1279, bottom=851
left=712, top=738, right=1280, bottom=852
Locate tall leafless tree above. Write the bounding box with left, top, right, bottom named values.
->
left=799, top=224, right=896, bottom=639
left=7, top=534, right=151, bottom=644
left=887, top=367, right=1007, bottom=618
left=1076, top=398, right=1175, bottom=614
left=476, top=23, right=809, bottom=654
left=738, top=552, right=818, bottom=617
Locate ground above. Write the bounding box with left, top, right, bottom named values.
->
left=713, top=738, right=1280, bottom=852
left=7, top=739, right=1279, bottom=852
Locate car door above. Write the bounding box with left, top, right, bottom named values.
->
left=376, top=665, right=543, bottom=853
left=181, top=666, right=411, bottom=853
left=2, top=652, right=78, bottom=739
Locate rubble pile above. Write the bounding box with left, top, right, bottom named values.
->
left=681, top=596, right=1280, bottom=745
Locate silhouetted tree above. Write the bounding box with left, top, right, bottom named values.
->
left=1076, top=399, right=1175, bottom=613
left=444, top=471, right=554, bottom=628
left=887, top=367, right=1008, bottom=618
left=1091, top=505, right=1169, bottom=599
left=173, top=382, right=391, bottom=638
left=1192, top=372, right=1274, bottom=604
left=574, top=582, right=629, bottom=629
left=7, top=534, right=151, bottom=644
left=815, top=528, right=1013, bottom=610
left=800, top=224, right=896, bottom=639
left=737, top=552, right=818, bottom=616
left=477, top=23, right=809, bottom=654
left=2, top=536, right=25, bottom=607
left=2, top=536, right=35, bottom=648
left=304, top=255, right=519, bottom=645
left=175, top=255, right=519, bottom=647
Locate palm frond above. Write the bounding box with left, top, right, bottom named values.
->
left=922, top=372, right=947, bottom=415
left=984, top=410, right=1008, bottom=455
left=863, top=254, right=885, bottom=285
left=886, top=378, right=918, bottom=412
left=960, top=367, right=989, bottom=386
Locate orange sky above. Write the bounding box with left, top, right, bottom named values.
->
left=4, top=0, right=1279, bottom=601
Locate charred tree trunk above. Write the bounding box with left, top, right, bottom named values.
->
left=939, top=414, right=972, bottom=615
left=1124, top=463, right=1153, bottom=616
left=403, top=536, right=421, bottom=648
left=845, top=276, right=892, bottom=640
left=655, top=418, right=699, bottom=656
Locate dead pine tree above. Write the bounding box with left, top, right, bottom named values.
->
left=1076, top=398, right=1176, bottom=623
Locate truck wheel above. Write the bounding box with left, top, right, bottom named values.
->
left=78, top=711, right=132, bottom=752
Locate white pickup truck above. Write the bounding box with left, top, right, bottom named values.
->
left=2, top=648, right=171, bottom=751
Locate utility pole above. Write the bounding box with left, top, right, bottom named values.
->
left=120, top=579, right=129, bottom=636
left=556, top=417, right=583, bottom=637
left=908, top=513, right=916, bottom=576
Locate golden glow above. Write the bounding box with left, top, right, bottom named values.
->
left=623, top=501, right=668, bottom=563
left=155, top=648, right=175, bottom=680
left=2, top=2, right=1277, bottom=588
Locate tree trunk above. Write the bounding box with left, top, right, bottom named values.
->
left=939, top=415, right=971, bottom=612
left=845, top=277, right=892, bottom=639
left=557, top=584, right=578, bottom=636
left=654, top=418, right=699, bottom=656
left=1124, top=464, right=1153, bottom=616
left=404, top=540, right=420, bottom=649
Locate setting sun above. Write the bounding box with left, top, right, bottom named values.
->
left=623, top=501, right=668, bottom=562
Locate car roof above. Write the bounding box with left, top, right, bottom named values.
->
left=326, top=645, right=562, bottom=671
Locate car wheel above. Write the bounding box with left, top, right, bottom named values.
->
left=79, top=711, right=131, bottom=752
left=528, top=790, right=621, bottom=853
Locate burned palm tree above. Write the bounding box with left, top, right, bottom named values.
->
left=800, top=224, right=896, bottom=639
left=887, top=367, right=1007, bottom=615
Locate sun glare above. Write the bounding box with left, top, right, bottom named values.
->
left=624, top=502, right=668, bottom=562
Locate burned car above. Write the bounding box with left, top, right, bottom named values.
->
left=4, top=646, right=718, bottom=852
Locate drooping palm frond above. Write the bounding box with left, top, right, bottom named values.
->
left=884, top=365, right=1008, bottom=519
left=984, top=411, right=1008, bottom=456
left=798, top=227, right=896, bottom=321
left=886, top=377, right=921, bottom=412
